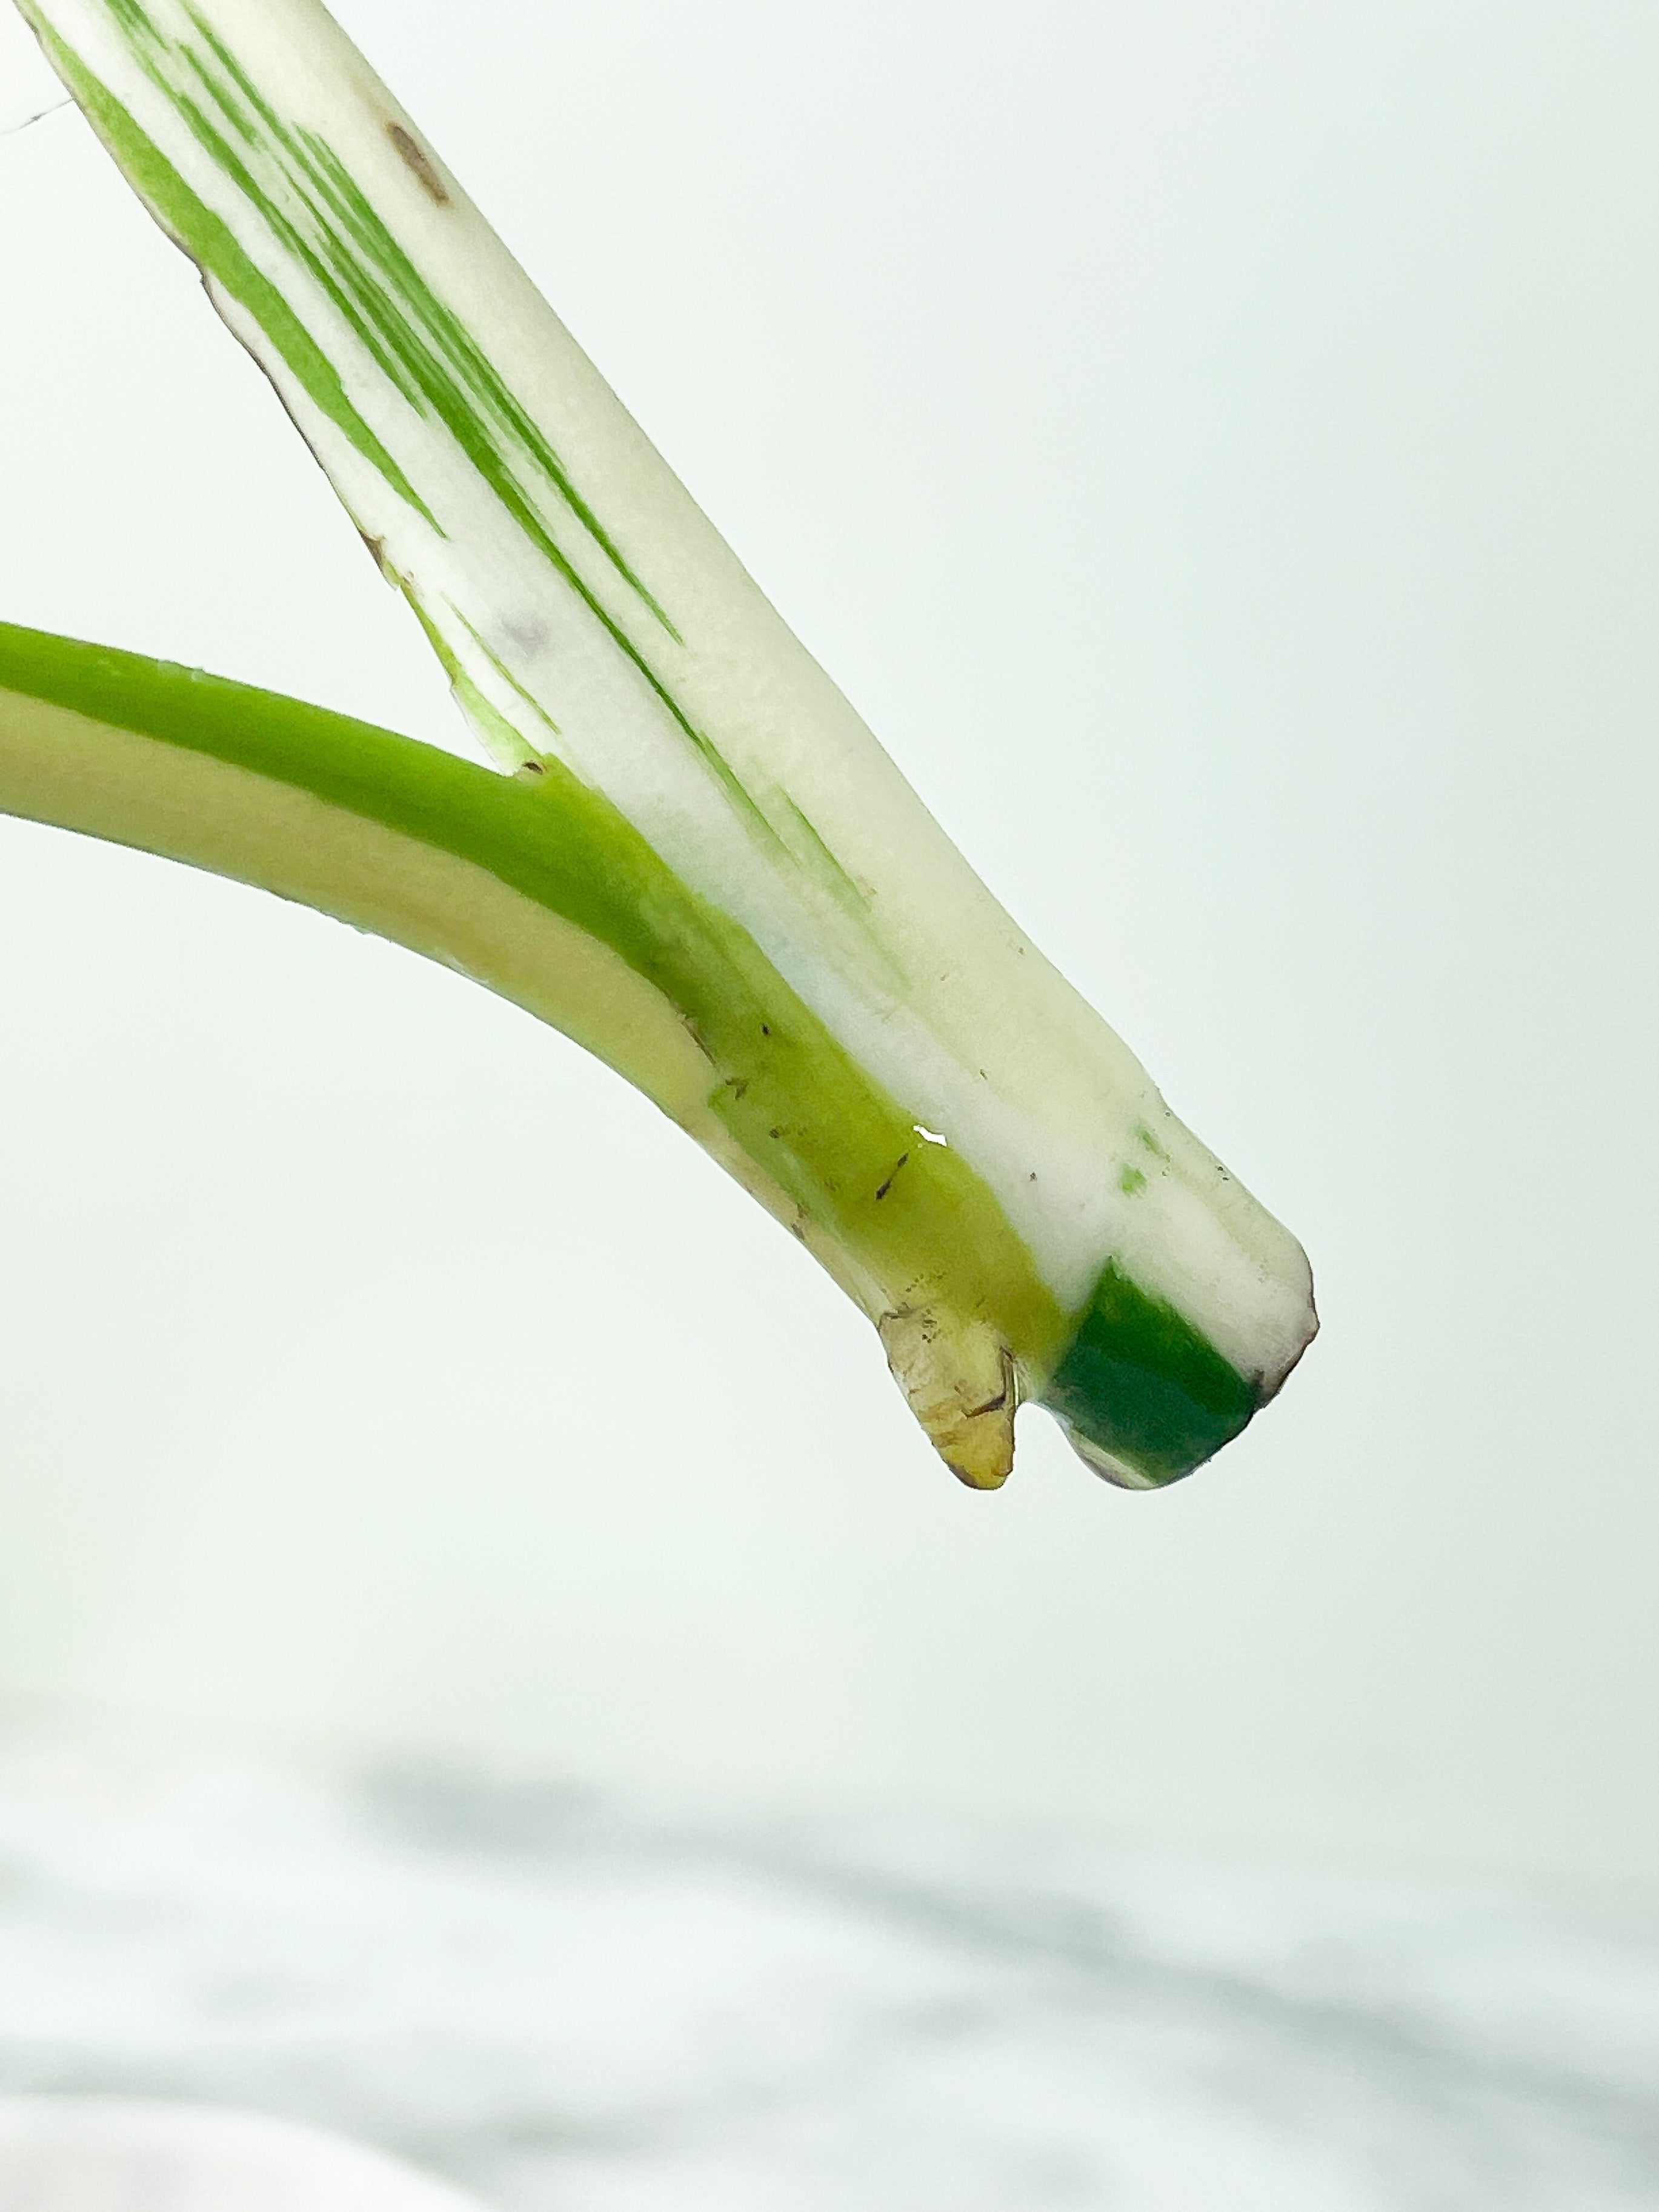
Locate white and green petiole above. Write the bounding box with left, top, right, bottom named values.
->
left=3, top=0, right=1317, bottom=1488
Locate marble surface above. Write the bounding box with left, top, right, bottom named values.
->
left=0, top=1735, right=1652, bottom=2210
left=0, top=2099, right=487, bottom=2211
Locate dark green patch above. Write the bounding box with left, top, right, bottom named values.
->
left=1119, top=1163, right=1147, bottom=1196
left=1039, top=1261, right=1257, bottom=1487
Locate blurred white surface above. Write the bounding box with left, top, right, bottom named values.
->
left=0, top=2101, right=484, bottom=2212
left=0, top=1731, right=1653, bottom=2210
left=0, top=0, right=1655, bottom=1898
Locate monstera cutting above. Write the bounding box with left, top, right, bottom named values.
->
left=1, top=0, right=1316, bottom=1490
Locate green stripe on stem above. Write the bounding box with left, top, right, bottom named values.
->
left=33, top=17, right=433, bottom=523
left=0, top=622, right=1080, bottom=1484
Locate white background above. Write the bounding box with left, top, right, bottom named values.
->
left=0, top=1, right=1653, bottom=1898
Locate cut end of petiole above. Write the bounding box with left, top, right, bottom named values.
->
left=1038, top=1258, right=1319, bottom=1489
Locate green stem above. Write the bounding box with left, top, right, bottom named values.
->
left=0, top=622, right=1074, bottom=1484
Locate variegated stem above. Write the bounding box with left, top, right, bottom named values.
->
left=7, top=0, right=1317, bottom=1486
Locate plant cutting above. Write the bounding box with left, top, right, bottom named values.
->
left=2, top=0, right=1317, bottom=1492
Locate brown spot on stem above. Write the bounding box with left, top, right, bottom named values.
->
left=387, top=122, right=450, bottom=204
left=874, top=1152, right=909, bottom=1201
left=966, top=1383, right=1010, bottom=1418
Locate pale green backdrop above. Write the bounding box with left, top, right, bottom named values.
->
left=0, top=0, right=1652, bottom=1896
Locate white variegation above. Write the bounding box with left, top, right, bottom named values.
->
left=8, top=0, right=1318, bottom=1478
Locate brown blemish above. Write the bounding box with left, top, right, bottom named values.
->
left=966, top=1383, right=1010, bottom=1418
left=874, top=1152, right=910, bottom=1201
left=387, top=122, right=450, bottom=205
